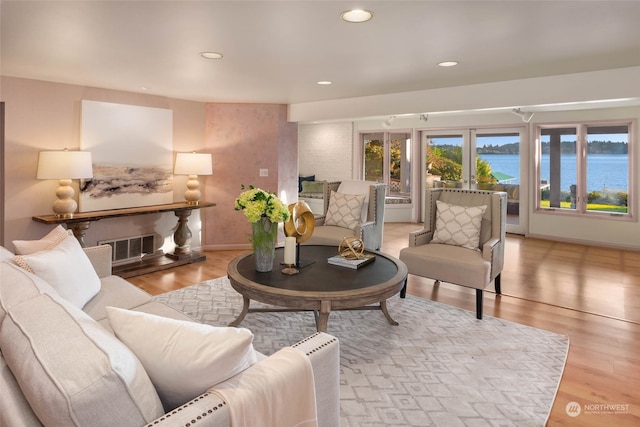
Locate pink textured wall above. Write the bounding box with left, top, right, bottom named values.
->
left=203, top=103, right=297, bottom=248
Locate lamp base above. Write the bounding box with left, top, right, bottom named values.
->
left=52, top=179, right=77, bottom=218
left=184, top=174, right=202, bottom=205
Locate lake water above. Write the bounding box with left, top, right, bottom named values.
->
left=478, top=154, right=629, bottom=191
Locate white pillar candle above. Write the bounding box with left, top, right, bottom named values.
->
left=284, top=237, right=296, bottom=265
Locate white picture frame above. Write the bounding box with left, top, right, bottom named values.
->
left=79, top=100, right=173, bottom=212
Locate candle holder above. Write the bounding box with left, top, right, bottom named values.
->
left=295, top=242, right=314, bottom=269
left=281, top=264, right=299, bottom=275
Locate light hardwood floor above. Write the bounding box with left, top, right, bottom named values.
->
left=129, top=223, right=640, bottom=427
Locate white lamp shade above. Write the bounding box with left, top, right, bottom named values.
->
left=174, top=152, right=213, bottom=175
left=37, top=151, right=93, bottom=179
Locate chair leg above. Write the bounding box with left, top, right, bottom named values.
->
left=495, top=274, right=502, bottom=294
left=400, top=277, right=407, bottom=298
left=476, top=289, right=483, bottom=319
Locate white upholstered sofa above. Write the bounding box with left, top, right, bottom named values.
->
left=0, top=233, right=340, bottom=427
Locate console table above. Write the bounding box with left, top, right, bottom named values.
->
left=33, top=201, right=215, bottom=277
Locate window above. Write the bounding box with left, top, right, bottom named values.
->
left=536, top=121, right=632, bottom=217
left=362, top=131, right=411, bottom=198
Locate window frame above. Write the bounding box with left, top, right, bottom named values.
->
left=360, top=130, right=413, bottom=197
left=534, top=119, right=635, bottom=221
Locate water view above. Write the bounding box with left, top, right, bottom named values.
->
left=479, top=154, right=629, bottom=192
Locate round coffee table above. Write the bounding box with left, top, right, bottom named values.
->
left=227, top=245, right=408, bottom=332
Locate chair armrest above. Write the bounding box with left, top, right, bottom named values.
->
left=408, top=229, right=432, bottom=247
left=314, top=215, right=326, bottom=226
left=356, top=220, right=374, bottom=236
left=148, top=333, right=340, bottom=427
left=481, top=237, right=500, bottom=261
left=82, top=245, right=112, bottom=278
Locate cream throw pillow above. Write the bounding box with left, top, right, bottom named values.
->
left=106, top=307, right=259, bottom=411
left=12, top=225, right=72, bottom=255
left=0, top=294, right=164, bottom=427
left=13, top=234, right=101, bottom=308
left=324, top=191, right=366, bottom=230
left=431, top=200, right=487, bottom=251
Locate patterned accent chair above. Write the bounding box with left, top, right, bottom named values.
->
left=399, top=188, right=507, bottom=319
left=303, top=180, right=386, bottom=250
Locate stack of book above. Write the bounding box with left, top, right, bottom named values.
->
left=327, top=253, right=375, bottom=269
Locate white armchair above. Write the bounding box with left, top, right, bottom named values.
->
left=303, top=180, right=386, bottom=250
left=399, top=188, right=507, bottom=319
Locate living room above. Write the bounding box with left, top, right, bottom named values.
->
left=2, top=1, right=640, bottom=426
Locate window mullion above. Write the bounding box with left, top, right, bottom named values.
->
left=577, top=125, right=587, bottom=212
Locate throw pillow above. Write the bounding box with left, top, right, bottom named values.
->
left=13, top=233, right=101, bottom=308
left=0, top=294, right=164, bottom=427
left=300, top=180, right=325, bottom=194
left=106, top=307, right=259, bottom=411
left=12, top=225, right=72, bottom=255
left=324, top=191, right=366, bottom=230
left=431, top=200, right=487, bottom=251
left=0, top=262, right=61, bottom=324
left=298, top=175, right=315, bottom=192
left=336, top=180, right=374, bottom=223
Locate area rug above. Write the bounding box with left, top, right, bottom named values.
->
left=154, top=277, right=569, bottom=427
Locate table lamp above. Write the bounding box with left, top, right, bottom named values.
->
left=174, top=152, right=213, bottom=205
left=37, top=149, right=93, bottom=218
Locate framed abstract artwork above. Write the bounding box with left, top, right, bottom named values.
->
left=79, top=100, right=173, bottom=212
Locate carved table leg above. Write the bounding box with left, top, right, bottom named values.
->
left=229, top=296, right=251, bottom=327
left=380, top=300, right=399, bottom=326
left=173, top=210, right=193, bottom=255
left=316, top=300, right=332, bottom=332
left=67, top=221, right=91, bottom=247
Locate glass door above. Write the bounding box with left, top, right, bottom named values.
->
left=422, top=127, right=526, bottom=234
left=363, top=131, right=412, bottom=198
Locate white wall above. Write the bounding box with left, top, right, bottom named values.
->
left=298, top=122, right=354, bottom=181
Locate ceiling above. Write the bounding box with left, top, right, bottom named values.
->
left=2, top=1, right=640, bottom=111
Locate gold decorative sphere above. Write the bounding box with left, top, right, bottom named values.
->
left=338, top=236, right=365, bottom=260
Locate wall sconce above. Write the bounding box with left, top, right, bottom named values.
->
left=511, top=108, right=534, bottom=123
left=37, top=149, right=93, bottom=218
left=174, top=152, right=213, bottom=205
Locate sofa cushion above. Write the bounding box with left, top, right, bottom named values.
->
left=0, top=294, right=164, bottom=427
left=12, top=225, right=71, bottom=255
left=324, top=191, right=366, bottom=230
left=13, top=233, right=101, bottom=308
left=106, top=306, right=258, bottom=411
left=0, top=262, right=61, bottom=324
left=82, top=275, right=153, bottom=323
left=0, top=356, right=43, bottom=427
left=431, top=200, right=487, bottom=251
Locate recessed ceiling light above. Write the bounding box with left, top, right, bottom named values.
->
left=200, top=52, right=223, bottom=59
left=317, top=81, right=332, bottom=85
left=438, top=61, right=458, bottom=67
left=340, top=9, right=373, bottom=23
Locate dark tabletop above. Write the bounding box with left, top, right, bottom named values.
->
left=236, top=245, right=400, bottom=292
